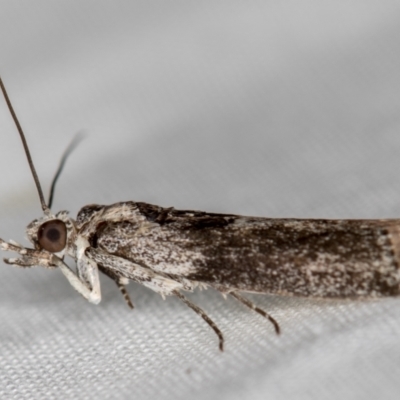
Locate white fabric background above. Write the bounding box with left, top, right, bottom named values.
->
left=1, top=2, right=400, bottom=399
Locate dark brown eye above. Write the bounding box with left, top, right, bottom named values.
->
left=38, top=220, right=67, bottom=253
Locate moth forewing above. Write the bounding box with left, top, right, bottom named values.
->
left=74, top=202, right=400, bottom=299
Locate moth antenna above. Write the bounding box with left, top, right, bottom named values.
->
left=0, top=75, right=50, bottom=214
left=48, top=132, right=85, bottom=209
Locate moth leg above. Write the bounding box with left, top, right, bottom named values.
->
left=173, top=290, right=224, bottom=351
left=116, top=282, right=134, bottom=309
left=98, top=266, right=134, bottom=309
left=86, top=247, right=186, bottom=296
left=230, top=292, right=280, bottom=335
left=54, top=256, right=101, bottom=304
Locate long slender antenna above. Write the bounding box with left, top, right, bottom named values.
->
left=48, top=132, right=85, bottom=209
left=0, top=75, right=50, bottom=214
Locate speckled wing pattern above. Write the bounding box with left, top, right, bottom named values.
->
left=76, top=201, right=400, bottom=299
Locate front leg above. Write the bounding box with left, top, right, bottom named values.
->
left=57, top=257, right=101, bottom=304
left=71, top=236, right=101, bottom=304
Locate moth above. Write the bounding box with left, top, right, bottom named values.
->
left=1, top=76, right=400, bottom=351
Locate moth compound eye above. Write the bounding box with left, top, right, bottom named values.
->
left=37, top=220, right=67, bottom=253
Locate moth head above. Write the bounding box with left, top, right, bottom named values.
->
left=26, top=211, right=75, bottom=256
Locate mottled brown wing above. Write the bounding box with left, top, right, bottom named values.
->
left=83, top=202, right=400, bottom=298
